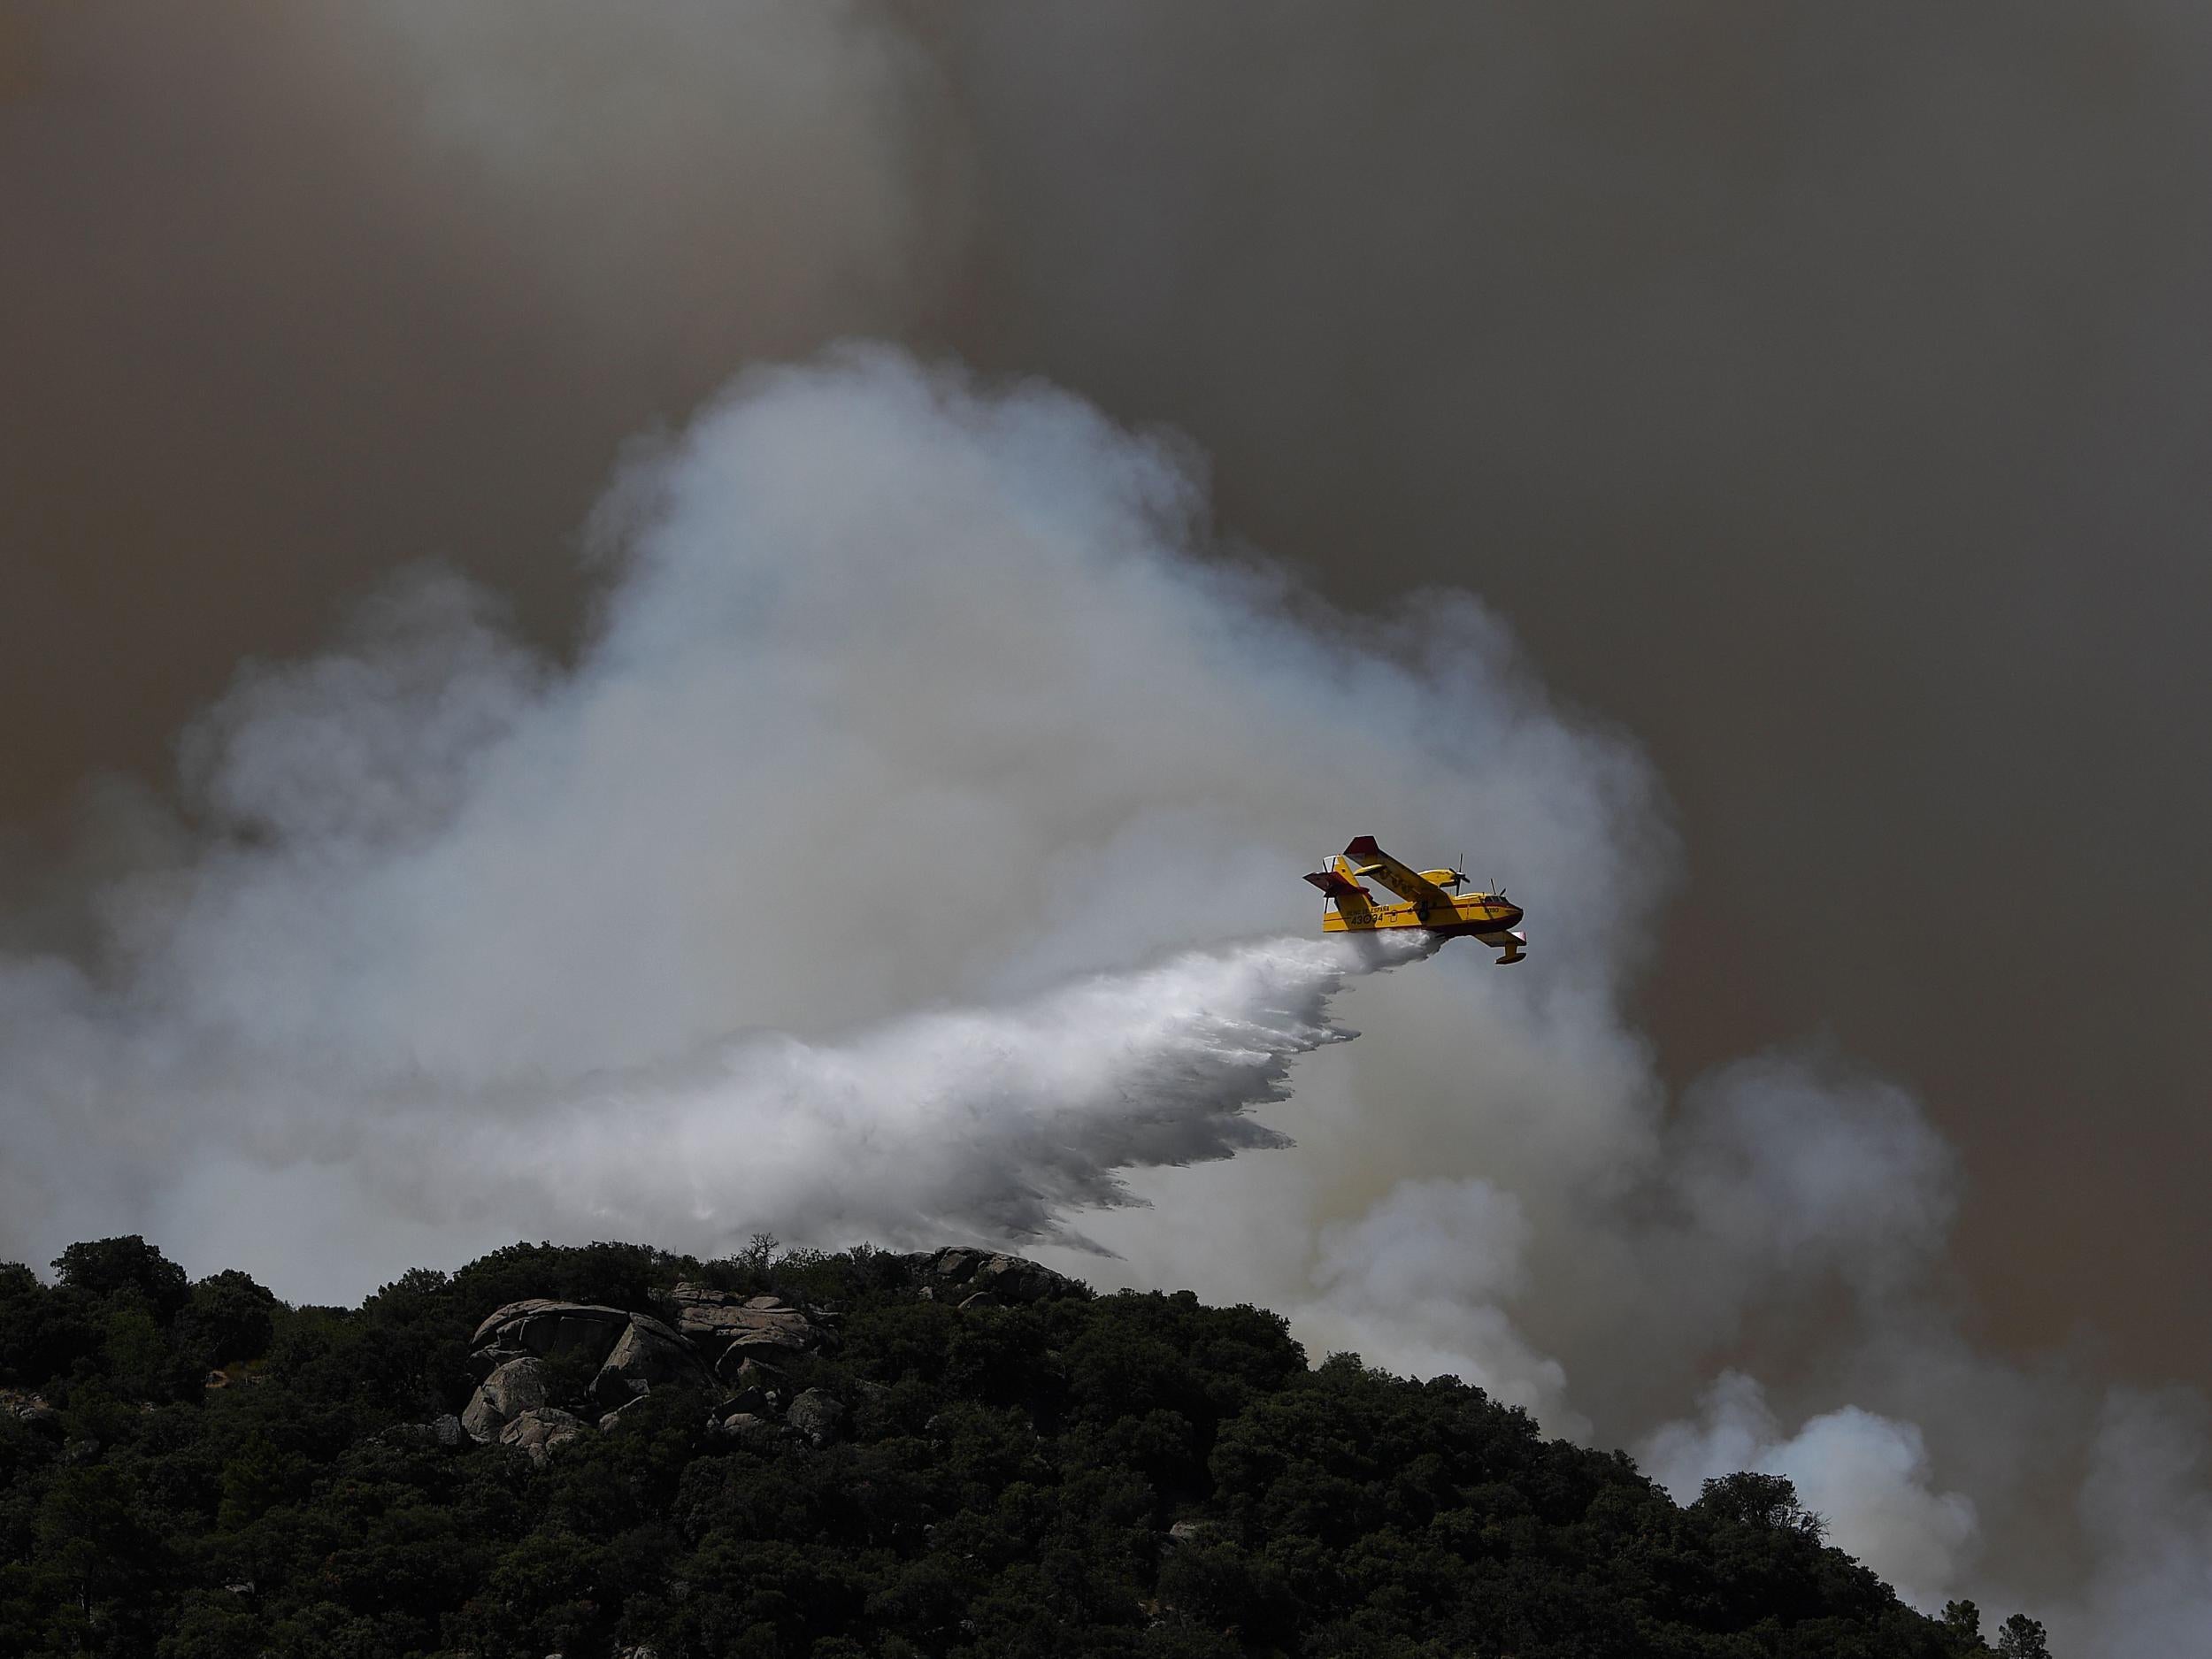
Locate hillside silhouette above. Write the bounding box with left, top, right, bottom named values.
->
left=0, top=1234, right=2050, bottom=1658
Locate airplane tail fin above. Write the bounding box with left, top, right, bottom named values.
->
left=1304, top=857, right=1376, bottom=922
left=1341, top=833, right=1387, bottom=878
left=1302, top=865, right=1370, bottom=900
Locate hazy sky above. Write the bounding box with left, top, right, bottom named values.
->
left=7, top=5, right=2212, bottom=1641
left=11, top=0, right=2206, bottom=1372
left=926, top=1, right=2212, bottom=1381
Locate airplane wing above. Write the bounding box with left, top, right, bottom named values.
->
left=1476, top=928, right=1528, bottom=964
left=1342, top=835, right=1455, bottom=919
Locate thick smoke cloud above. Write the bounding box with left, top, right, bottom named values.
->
left=13, top=0, right=2207, bottom=1391
left=2070, top=1390, right=2212, bottom=1653
left=0, top=0, right=953, bottom=838
left=925, top=0, right=2212, bottom=1386
left=10, top=7, right=2212, bottom=1652
left=1644, top=1371, right=1979, bottom=1613
left=12, top=0, right=2210, bottom=1381
left=0, top=349, right=1649, bottom=1286
left=4, top=344, right=2203, bottom=1645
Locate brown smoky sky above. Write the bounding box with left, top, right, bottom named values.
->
left=7, top=0, right=2211, bottom=1385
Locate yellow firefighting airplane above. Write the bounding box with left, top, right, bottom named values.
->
left=1303, top=834, right=1528, bottom=964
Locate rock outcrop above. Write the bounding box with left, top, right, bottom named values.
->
left=663, top=1284, right=840, bottom=1363
left=592, top=1314, right=710, bottom=1404
left=449, top=1260, right=1058, bottom=1464
left=500, top=1406, right=585, bottom=1465
left=786, top=1387, right=848, bottom=1448
left=387, top=1414, right=468, bottom=1450
left=902, top=1247, right=1079, bottom=1307
left=464, top=1299, right=712, bottom=1432
left=463, top=1355, right=551, bottom=1443
left=471, top=1299, right=635, bottom=1362
left=707, top=1409, right=781, bottom=1449
left=718, top=1356, right=785, bottom=1396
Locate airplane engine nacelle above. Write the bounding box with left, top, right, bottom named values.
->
left=1417, top=869, right=1464, bottom=887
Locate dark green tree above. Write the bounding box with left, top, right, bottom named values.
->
left=51, top=1236, right=191, bottom=1322
left=0, top=1238, right=1996, bottom=1657
left=175, top=1271, right=280, bottom=1371
left=1693, top=1469, right=1829, bottom=1540
left=0, top=1260, right=99, bottom=1385
left=1996, top=1610, right=2053, bottom=1658
left=1940, top=1597, right=1984, bottom=1652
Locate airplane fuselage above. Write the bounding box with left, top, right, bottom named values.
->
left=1319, top=893, right=1524, bottom=936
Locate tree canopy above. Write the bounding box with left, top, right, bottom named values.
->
left=0, top=1236, right=2047, bottom=1657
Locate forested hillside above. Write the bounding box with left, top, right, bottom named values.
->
left=0, top=1235, right=2047, bottom=1658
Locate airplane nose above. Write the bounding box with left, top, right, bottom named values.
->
left=1502, top=905, right=1524, bottom=928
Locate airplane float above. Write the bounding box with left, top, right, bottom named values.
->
left=1303, top=834, right=1528, bottom=964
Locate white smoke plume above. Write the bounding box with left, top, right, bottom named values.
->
left=2044, top=1386, right=2212, bottom=1655
left=6, top=344, right=2212, bottom=1650
left=1302, top=1177, right=1576, bottom=1429
left=0, top=346, right=1648, bottom=1290
left=1642, top=1371, right=1980, bottom=1613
